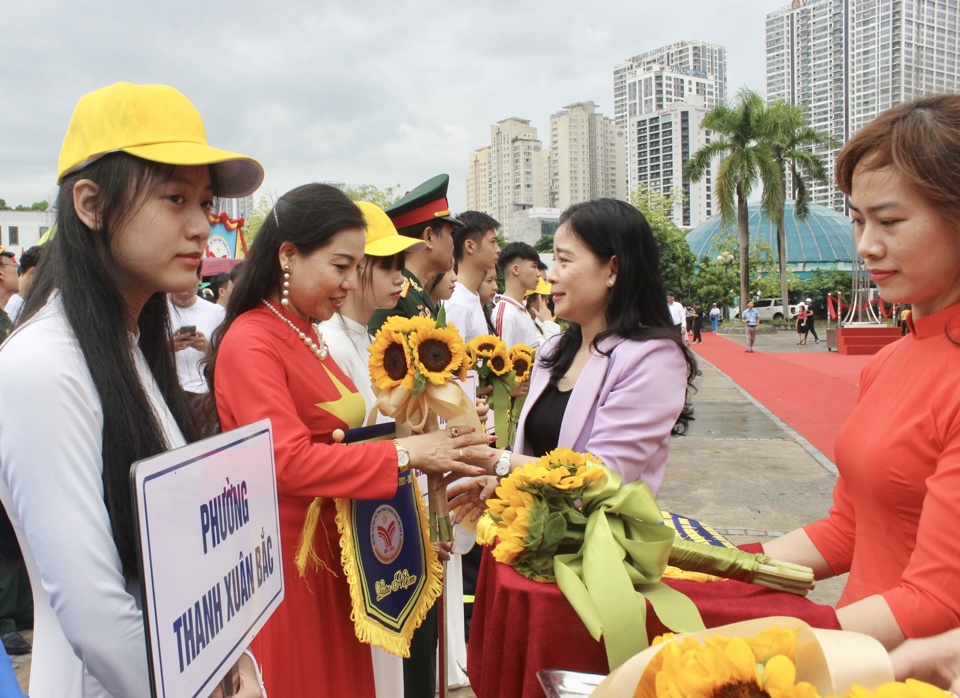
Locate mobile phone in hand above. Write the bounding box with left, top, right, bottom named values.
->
left=177, top=325, right=197, bottom=336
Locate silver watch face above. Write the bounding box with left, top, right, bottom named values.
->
left=397, top=447, right=410, bottom=467
left=495, top=456, right=510, bottom=476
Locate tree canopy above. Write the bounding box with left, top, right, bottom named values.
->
left=342, top=183, right=404, bottom=209
left=0, top=199, right=49, bottom=211
left=629, top=184, right=695, bottom=299
left=686, top=88, right=780, bottom=313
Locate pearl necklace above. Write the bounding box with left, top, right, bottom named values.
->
left=261, top=300, right=329, bottom=360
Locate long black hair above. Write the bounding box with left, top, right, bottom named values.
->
left=206, top=183, right=366, bottom=391
left=541, top=198, right=698, bottom=434
left=21, top=153, right=203, bottom=579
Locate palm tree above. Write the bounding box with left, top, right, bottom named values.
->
left=685, top=88, right=780, bottom=313
left=761, top=103, right=836, bottom=321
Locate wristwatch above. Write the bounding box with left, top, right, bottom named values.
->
left=393, top=440, right=411, bottom=471
left=495, top=449, right=512, bottom=478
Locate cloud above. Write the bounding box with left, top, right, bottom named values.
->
left=0, top=0, right=775, bottom=211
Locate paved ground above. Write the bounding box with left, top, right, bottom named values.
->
left=9, top=327, right=851, bottom=695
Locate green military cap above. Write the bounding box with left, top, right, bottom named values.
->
left=386, top=174, right=462, bottom=230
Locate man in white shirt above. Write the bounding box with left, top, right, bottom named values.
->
left=444, top=211, right=501, bottom=342
left=494, top=242, right=542, bottom=348
left=667, top=292, right=686, bottom=337
left=167, top=268, right=226, bottom=396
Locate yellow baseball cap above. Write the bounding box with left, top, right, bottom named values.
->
left=356, top=201, right=424, bottom=257
left=57, top=82, right=264, bottom=198
left=524, top=277, right=552, bottom=297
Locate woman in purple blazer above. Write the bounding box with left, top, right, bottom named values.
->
left=452, top=199, right=697, bottom=504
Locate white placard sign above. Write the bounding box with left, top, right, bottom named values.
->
left=132, top=419, right=283, bottom=698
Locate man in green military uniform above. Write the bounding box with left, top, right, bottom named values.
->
left=368, top=174, right=460, bottom=332
left=367, top=175, right=460, bottom=697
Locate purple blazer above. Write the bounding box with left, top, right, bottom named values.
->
left=513, top=333, right=687, bottom=495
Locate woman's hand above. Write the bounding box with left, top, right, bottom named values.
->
left=509, top=382, right=529, bottom=399
left=207, top=653, right=263, bottom=698
left=435, top=540, right=454, bottom=563
left=449, top=475, right=499, bottom=523
left=475, top=398, right=490, bottom=421
left=396, top=427, right=493, bottom=478
left=889, top=627, right=960, bottom=689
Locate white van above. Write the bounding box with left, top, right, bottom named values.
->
left=732, top=298, right=797, bottom=322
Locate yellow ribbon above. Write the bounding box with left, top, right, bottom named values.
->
left=375, top=382, right=481, bottom=434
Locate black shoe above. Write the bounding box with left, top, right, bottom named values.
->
left=2, top=631, right=31, bottom=655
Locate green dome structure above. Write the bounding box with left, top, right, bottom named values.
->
left=685, top=203, right=855, bottom=278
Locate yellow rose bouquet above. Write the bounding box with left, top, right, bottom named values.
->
left=368, top=315, right=480, bottom=542
left=477, top=450, right=815, bottom=670
left=464, top=334, right=534, bottom=448
left=590, top=618, right=947, bottom=698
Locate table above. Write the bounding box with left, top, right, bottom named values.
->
left=467, top=546, right=840, bottom=698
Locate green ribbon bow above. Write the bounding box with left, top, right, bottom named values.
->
left=553, top=468, right=705, bottom=670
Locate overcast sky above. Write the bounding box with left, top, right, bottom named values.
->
left=1, top=0, right=782, bottom=213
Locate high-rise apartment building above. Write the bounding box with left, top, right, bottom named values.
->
left=615, top=41, right=726, bottom=229
left=547, top=101, right=626, bottom=211
left=613, top=41, right=727, bottom=129
left=464, top=118, right=547, bottom=233
left=465, top=146, right=490, bottom=213
left=767, top=0, right=960, bottom=212
left=628, top=103, right=715, bottom=228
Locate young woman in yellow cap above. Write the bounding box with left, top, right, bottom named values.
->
left=0, top=83, right=264, bottom=697
left=206, top=184, right=492, bottom=698
left=318, top=201, right=422, bottom=428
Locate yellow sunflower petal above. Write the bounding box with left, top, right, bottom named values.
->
left=723, top=637, right=761, bottom=683
left=761, top=654, right=797, bottom=694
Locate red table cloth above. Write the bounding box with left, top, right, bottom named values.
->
left=467, top=546, right=840, bottom=698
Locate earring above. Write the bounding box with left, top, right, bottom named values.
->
left=607, top=279, right=614, bottom=287
left=281, top=265, right=291, bottom=308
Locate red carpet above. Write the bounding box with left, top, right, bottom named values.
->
left=689, top=333, right=873, bottom=462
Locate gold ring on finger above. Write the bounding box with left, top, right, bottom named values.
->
left=458, top=448, right=464, bottom=458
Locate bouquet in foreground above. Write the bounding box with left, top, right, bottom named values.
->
left=476, top=449, right=815, bottom=669
left=464, top=334, right=533, bottom=448
left=590, top=618, right=947, bottom=698
left=368, top=315, right=480, bottom=542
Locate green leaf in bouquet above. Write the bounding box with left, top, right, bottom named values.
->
left=564, top=509, right=588, bottom=526
left=435, top=305, right=447, bottom=328
left=541, top=510, right=568, bottom=551
left=412, top=370, right=426, bottom=397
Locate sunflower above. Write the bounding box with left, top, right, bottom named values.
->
left=488, top=345, right=513, bottom=376
left=464, top=343, right=479, bottom=369
left=409, top=325, right=466, bottom=386
left=510, top=346, right=534, bottom=383
left=492, top=514, right=529, bottom=565
left=540, top=447, right=588, bottom=471
left=635, top=630, right=819, bottom=698
left=468, top=334, right=505, bottom=358
left=368, top=326, right=414, bottom=390
left=487, top=478, right=535, bottom=524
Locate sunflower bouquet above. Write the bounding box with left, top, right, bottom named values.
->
left=591, top=618, right=947, bottom=698
left=368, top=315, right=480, bottom=542
left=464, top=334, right=534, bottom=448
left=477, top=449, right=815, bottom=670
